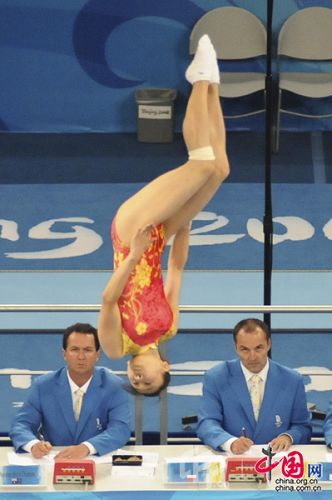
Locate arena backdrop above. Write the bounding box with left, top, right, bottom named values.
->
left=0, top=183, right=332, bottom=270
left=1, top=0, right=332, bottom=133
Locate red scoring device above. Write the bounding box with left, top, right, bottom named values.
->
left=226, top=457, right=267, bottom=483
left=53, top=459, right=96, bottom=485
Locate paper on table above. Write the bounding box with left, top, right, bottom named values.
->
left=231, top=444, right=287, bottom=459
left=87, top=453, right=113, bottom=464
left=232, top=444, right=267, bottom=457
left=166, top=455, right=226, bottom=466
left=111, top=465, right=156, bottom=478
left=8, top=450, right=115, bottom=466
left=8, top=451, right=55, bottom=466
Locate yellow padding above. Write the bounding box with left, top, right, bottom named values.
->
left=188, top=146, right=215, bottom=160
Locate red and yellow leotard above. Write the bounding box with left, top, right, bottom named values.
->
left=111, top=218, right=176, bottom=356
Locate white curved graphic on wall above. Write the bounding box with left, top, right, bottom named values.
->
left=167, top=212, right=245, bottom=246
left=0, top=369, right=33, bottom=389
left=168, top=382, right=203, bottom=396
left=190, top=212, right=246, bottom=245
left=170, top=360, right=221, bottom=371
left=323, top=219, right=332, bottom=240
left=167, top=363, right=332, bottom=396
left=2, top=365, right=331, bottom=398
left=5, top=218, right=103, bottom=259
left=297, top=366, right=332, bottom=392
left=247, top=216, right=315, bottom=244
left=11, top=374, right=32, bottom=389
left=0, top=220, right=19, bottom=241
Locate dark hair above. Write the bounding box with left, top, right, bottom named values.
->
left=125, top=371, right=171, bottom=398
left=63, top=323, right=100, bottom=351
left=233, top=318, right=271, bottom=343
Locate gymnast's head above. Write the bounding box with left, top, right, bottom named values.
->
left=126, top=348, right=170, bottom=396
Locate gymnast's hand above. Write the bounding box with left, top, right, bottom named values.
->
left=129, top=224, right=156, bottom=261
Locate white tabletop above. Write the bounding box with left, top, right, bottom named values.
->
left=0, top=444, right=332, bottom=493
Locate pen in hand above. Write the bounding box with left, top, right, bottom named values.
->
left=231, top=426, right=253, bottom=454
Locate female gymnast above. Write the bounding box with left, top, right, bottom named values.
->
left=98, top=35, right=230, bottom=396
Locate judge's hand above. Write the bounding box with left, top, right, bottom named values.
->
left=270, top=434, right=292, bottom=453
left=230, top=436, right=254, bottom=454
left=54, top=443, right=90, bottom=460
left=31, top=441, right=52, bottom=458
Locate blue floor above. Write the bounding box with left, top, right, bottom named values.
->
left=1, top=131, right=331, bottom=184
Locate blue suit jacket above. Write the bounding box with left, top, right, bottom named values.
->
left=323, top=401, right=332, bottom=446
left=10, top=367, right=131, bottom=456
left=197, top=359, right=312, bottom=450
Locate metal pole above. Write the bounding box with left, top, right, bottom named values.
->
left=264, top=0, right=274, bottom=332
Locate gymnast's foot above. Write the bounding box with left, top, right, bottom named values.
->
left=185, top=34, right=215, bottom=84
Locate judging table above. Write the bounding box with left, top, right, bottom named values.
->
left=0, top=445, right=332, bottom=496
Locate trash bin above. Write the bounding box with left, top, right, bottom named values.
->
left=135, top=88, right=177, bottom=143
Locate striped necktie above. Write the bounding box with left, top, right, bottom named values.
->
left=249, top=374, right=262, bottom=421
left=73, top=388, right=84, bottom=421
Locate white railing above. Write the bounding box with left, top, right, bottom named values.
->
left=0, top=304, right=332, bottom=312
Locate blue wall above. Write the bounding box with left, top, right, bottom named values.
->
left=1, top=0, right=332, bottom=132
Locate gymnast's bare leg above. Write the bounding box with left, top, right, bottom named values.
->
left=115, top=37, right=229, bottom=245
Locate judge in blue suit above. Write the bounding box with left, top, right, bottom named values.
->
left=323, top=402, right=332, bottom=448
left=197, top=318, right=311, bottom=454
left=10, top=323, right=131, bottom=458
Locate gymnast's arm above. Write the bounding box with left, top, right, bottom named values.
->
left=164, top=224, right=190, bottom=332
left=98, top=226, right=153, bottom=358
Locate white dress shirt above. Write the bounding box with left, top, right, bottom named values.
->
left=221, top=360, right=269, bottom=453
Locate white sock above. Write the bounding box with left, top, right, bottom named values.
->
left=210, top=53, right=220, bottom=84
left=205, top=38, right=220, bottom=84
left=185, top=34, right=214, bottom=84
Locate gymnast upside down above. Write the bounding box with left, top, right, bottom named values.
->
left=98, top=35, right=230, bottom=396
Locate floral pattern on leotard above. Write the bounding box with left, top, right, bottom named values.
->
left=111, top=219, right=174, bottom=350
